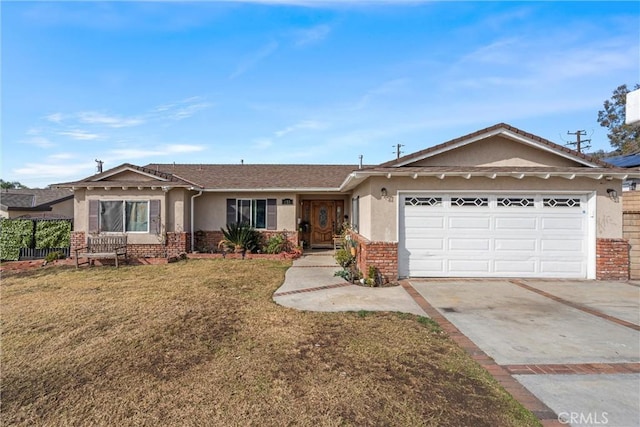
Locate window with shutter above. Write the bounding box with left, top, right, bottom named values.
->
left=267, top=199, right=277, bottom=230
left=88, top=200, right=99, bottom=233
left=149, top=200, right=161, bottom=234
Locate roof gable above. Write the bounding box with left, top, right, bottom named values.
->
left=383, top=123, right=610, bottom=169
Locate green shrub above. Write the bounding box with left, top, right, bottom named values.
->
left=218, top=222, right=262, bottom=253
left=45, top=251, right=65, bottom=262
left=334, top=248, right=355, bottom=269
left=35, top=220, right=71, bottom=249
left=0, top=219, right=33, bottom=261
left=264, top=233, right=292, bottom=254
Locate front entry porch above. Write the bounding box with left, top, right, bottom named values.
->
left=299, top=200, right=345, bottom=248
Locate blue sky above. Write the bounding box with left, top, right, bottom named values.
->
left=2, top=1, right=638, bottom=188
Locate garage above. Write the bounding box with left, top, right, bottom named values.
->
left=399, top=193, right=590, bottom=278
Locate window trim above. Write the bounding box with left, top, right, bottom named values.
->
left=236, top=198, right=268, bottom=229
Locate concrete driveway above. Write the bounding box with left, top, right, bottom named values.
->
left=408, top=279, right=640, bottom=427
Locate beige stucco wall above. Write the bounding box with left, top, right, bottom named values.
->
left=356, top=175, right=623, bottom=242
left=193, top=192, right=299, bottom=231
left=106, top=170, right=160, bottom=182
left=411, top=136, right=583, bottom=167
left=75, top=188, right=171, bottom=244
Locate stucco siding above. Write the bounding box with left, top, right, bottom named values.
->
left=193, top=192, right=299, bottom=231
left=357, top=176, right=623, bottom=241
left=410, top=136, right=584, bottom=168
left=76, top=188, right=169, bottom=244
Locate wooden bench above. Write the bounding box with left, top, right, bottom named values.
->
left=75, top=235, right=128, bottom=268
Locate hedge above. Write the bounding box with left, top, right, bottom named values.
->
left=0, top=219, right=72, bottom=261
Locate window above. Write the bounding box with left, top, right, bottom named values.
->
left=451, top=197, right=488, bottom=207
left=99, top=201, right=149, bottom=232
left=236, top=199, right=267, bottom=228
left=227, top=198, right=276, bottom=230
left=351, top=196, right=359, bottom=232
left=405, top=197, right=442, bottom=206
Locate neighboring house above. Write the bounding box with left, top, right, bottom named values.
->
left=0, top=188, right=74, bottom=219
left=55, top=123, right=639, bottom=280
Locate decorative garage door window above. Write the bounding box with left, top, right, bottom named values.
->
left=543, top=198, right=580, bottom=207
left=451, top=197, right=488, bottom=207
left=497, top=197, right=534, bottom=207
left=405, top=197, right=442, bottom=206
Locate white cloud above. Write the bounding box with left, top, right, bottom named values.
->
left=274, top=120, right=326, bottom=137
left=164, top=144, right=206, bottom=153
left=45, top=112, right=64, bottom=123
left=294, top=24, right=331, bottom=47
left=106, top=144, right=206, bottom=161
left=230, top=41, right=279, bottom=79
left=168, top=102, right=212, bottom=120
left=58, top=129, right=101, bottom=140
left=13, top=162, right=92, bottom=180
left=77, top=111, right=144, bottom=128
left=23, top=136, right=55, bottom=148
left=355, top=78, right=409, bottom=110
left=48, top=153, right=76, bottom=160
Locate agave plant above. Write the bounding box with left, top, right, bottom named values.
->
left=218, top=222, right=261, bottom=253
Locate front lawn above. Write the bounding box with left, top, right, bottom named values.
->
left=1, top=259, right=540, bottom=426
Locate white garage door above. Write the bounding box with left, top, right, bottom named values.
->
left=399, top=194, right=588, bottom=278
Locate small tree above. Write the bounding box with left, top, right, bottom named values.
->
left=597, top=83, right=640, bottom=154
left=0, top=180, right=28, bottom=189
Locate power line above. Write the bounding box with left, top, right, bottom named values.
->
left=392, top=143, right=404, bottom=159
left=566, top=130, right=591, bottom=153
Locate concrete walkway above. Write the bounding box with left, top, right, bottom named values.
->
left=273, top=251, right=425, bottom=315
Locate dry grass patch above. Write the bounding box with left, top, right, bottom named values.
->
left=2, top=259, right=540, bottom=426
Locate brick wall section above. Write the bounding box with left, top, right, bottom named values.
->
left=70, top=231, right=85, bottom=254
left=349, top=231, right=398, bottom=283
left=596, top=238, right=629, bottom=280
left=622, top=191, right=640, bottom=279
left=70, top=231, right=188, bottom=259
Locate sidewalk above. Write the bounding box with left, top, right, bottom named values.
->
left=272, top=250, right=426, bottom=315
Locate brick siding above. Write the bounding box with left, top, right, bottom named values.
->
left=622, top=191, right=640, bottom=279
left=70, top=231, right=188, bottom=260
left=596, top=238, right=630, bottom=280
left=349, top=232, right=398, bottom=283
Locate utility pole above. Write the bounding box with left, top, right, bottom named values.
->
left=393, top=144, right=404, bottom=159
left=566, top=130, right=591, bottom=153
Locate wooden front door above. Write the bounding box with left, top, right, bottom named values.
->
left=311, top=201, right=337, bottom=247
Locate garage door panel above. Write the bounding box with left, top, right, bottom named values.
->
left=494, top=260, right=537, bottom=273
left=448, top=259, right=490, bottom=273
left=495, top=239, right=537, bottom=251
left=541, top=260, right=585, bottom=274
left=542, top=239, right=583, bottom=251
left=404, top=216, right=444, bottom=229
left=449, top=217, right=491, bottom=230
left=400, top=193, right=588, bottom=278
left=449, top=238, right=490, bottom=250
left=542, top=217, right=584, bottom=230
left=495, top=217, right=537, bottom=229
left=405, top=238, right=444, bottom=250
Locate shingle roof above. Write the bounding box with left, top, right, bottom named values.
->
left=380, top=123, right=613, bottom=168
left=0, top=188, right=73, bottom=210
left=145, top=164, right=361, bottom=189
left=55, top=163, right=195, bottom=188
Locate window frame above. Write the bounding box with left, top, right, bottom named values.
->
left=236, top=198, right=268, bottom=229
left=99, top=200, right=150, bottom=233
